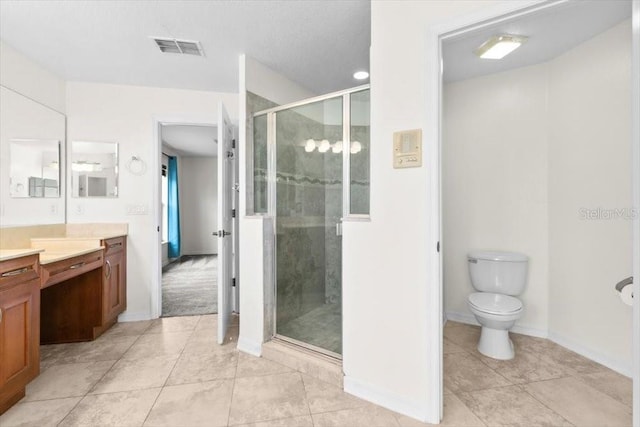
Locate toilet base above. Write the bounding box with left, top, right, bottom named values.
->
left=477, top=327, right=514, bottom=360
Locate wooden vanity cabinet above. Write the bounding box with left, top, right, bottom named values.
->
left=0, top=254, right=40, bottom=414
left=102, top=237, right=126, bottom=325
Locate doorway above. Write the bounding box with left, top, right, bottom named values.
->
left=435, top=0, right=638, bottom=425
left=160, top=124, right=218, bottom=318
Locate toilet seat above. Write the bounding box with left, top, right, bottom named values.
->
left=468, top=292, right=522, bottom=315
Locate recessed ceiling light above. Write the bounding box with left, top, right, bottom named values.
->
left=474, top=34, right=528, bottom=59
left=353, top=71, right=369, bottom=80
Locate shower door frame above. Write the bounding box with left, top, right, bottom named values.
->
left=254, top=84, right=370, bottom=360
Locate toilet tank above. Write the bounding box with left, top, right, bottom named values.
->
left=467, top=251, right=528, bottom=296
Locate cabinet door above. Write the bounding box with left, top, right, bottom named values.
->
left=103, top=251, right=126, bottom=322
left=0, top=278, right=40, bottom=391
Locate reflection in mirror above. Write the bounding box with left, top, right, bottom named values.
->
left=71, top=141, right=118, bottom=197
left=9, top=139, right=60, bottom=198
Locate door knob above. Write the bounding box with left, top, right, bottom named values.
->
left=213, top=230, right=231, bottom=237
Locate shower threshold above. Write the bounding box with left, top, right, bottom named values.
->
left=273, top=334, right=342, bottom=361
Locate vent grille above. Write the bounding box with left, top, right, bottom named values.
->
left=152, top=38, right=204, bottom=56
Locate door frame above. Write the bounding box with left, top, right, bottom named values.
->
left=427, top=0, right=640, bottom=423
left=151, top=114, right=220, bottom=319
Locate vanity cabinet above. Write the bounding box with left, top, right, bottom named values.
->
left=0, top=254, right=40, bottom=414
left=102, top=237, right=126, bottom=324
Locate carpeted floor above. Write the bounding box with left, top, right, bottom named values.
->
left=162, top=255, right=217, bottom=317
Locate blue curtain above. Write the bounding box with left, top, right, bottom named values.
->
left=167, top=156, right=181, bottom=258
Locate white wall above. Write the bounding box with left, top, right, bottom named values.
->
left=443, top=63, right=550, bottom=334
left=0, top=40, right=66, bottom=114
left=237, top=54, right=315, bottom=355
left=343, top=1, right=507, bottom=423
left=0, top=41, right=66, bottom=226
left=180, top=156, right=218, bottom=255
left=66, top=82, right=238, bottom=321
left=548, top=20, right=633, bottom=374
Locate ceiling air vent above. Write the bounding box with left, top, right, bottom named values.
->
left=152, top=38, right=204, bottom=56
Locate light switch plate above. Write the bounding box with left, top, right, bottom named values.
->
left=393, top=129, right=422, bottom=168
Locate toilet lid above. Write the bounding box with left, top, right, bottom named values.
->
left=468, top=292, right=523, bottom=314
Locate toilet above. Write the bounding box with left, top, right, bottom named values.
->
left=467, top=250, right=528, bottom=360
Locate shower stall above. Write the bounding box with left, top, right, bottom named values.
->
left=253, top=86, right=370, bottom=358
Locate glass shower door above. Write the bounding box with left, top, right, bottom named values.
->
left=274, top=96, right=343, bottom=356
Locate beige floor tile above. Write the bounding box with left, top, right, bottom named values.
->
left=524, top=377, right=632, bottom=427
left=476, top=350, right=571, bottom=384
left=234, top=415, right=314, bottom=427
left=143, top=380, right=234, bottom=427
left=25, top=361, right=115, bottom=401
left=195, top=314, right=218, bottom=330
left=443, top=338, right=466, bottom=354
left=0, top=397, right=80, bottom=427
left=458, top=385, right=571, bottom=427
left=122, top=331, right=191, bottom=360
left=443, top=324, right=481, bottom=352
left=41, top=335, right=138, bottom=366
left=301, top=374, right=367, bottom=414
left=59, top=388, right=161, bottom=427
left=103, top=320, right=153, bottom=337
left=311, top=405, right=401, bottom=427
left=236, top=352, right=294, bottom=378
left=444, top=353, right=511, bottom=393
left=537, top=342, right=607, bottom=375
left=228, top=372, right=310, bottom=425
left=166, top=349, right=238, bottom=385
left=146, top=315, right=200, bottom=334
left=183, top=327, right=238, bottom=352
left=576, top=369, right=633, bottom=407
left=510, top=333, right=554, bottom=355
left=395, top=394, right=486, bottom=427
left=90, top=354, right=178, bottom=394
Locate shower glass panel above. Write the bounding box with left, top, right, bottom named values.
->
left=253, top=114, right=268, bottom=213
left=275, top=96, right=343, bottom=356
left=349, top=89, right=370, bottom=215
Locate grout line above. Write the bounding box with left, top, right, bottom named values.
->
left=224, top=345, right=240, bottom=427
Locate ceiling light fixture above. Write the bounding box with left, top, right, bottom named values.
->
left=332, top=141, right=343, bottom=154
left=304, top=139, right=316, bottom=153
left=318, top=139, right=331, bottom=153
left=474, top=34, right=528, bottom=59
left=353, top=71, right=369, bottom=80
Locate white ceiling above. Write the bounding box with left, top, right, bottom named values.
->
left=0, top=0, right=370, bottom=94
left=443, top=0, right=631, bottom=83
left=162, top=125, right=217, bottom=157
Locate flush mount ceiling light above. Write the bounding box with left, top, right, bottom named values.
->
left=474, top=34, right=528, bottom=59
left=152, top=37, right=205, bottom=56
left=353, top=70, right=369, bottom=80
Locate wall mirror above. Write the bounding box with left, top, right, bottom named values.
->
left=9, top=139, right=61, bottom=198
left=71, top=141, right=118, bottom=197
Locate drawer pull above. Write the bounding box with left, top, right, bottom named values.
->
left=108, top=242, right=122, bottom=249
left=1, top=267, right=29, bottom=277
left=105, top=260, right=112, bottom=279
left=0, top=308, right=2, bottom=324
left=68, top=262, right=85, bottom=270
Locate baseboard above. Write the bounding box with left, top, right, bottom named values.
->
left=118, top=311, right=153, bottom=322
left=548, top=331, right=632, bottom=378
left=237, top=336, right=262, bottom=357
left=445, top=310, right=548, bottom=338
left=445, top=310, right=633, bottom=377
left=343, top=376, right=428, bottom=422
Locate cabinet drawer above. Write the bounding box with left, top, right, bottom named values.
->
left=40, top=251, right=104, bottom=289
left=103, top=237, right=125, bottom=256
left=0, top=255, right=39, bottom=290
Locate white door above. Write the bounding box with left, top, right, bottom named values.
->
left=217, top=101, right=234, bottom=344
left=632, top=2, right=640, bottom=424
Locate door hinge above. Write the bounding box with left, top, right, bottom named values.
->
left=232, top=209, right=236, bottom=218
left=157, top=226, right=160, bottom=232
left=437, top=241, right=440, bottom=252
left=232, top=277, right=236, bottom=287
left=232, top=139, right=236, bottom=149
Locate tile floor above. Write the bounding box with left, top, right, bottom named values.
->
left=0, top=317, right=633, bottom=426
left=442, top=321, right=633, bottom=427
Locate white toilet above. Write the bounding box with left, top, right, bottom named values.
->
left=467, top=250, right=528, bottom=360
